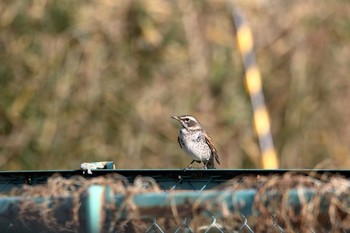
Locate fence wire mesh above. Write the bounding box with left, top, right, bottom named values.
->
left=1, top=171, right=350, bottom=232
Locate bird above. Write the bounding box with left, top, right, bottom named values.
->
left=171, top=115, right=220, bottom=169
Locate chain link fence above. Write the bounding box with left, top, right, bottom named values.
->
left=0, top=170, right=350, bottom=232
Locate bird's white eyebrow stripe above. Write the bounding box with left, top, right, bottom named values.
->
left=181, top=116, right=197, bottom=122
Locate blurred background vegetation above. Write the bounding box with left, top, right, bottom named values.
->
left=1, top=0, right=350, bottom=170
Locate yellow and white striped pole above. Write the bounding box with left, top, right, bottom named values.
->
left=231, top=9, right=279, bottom=169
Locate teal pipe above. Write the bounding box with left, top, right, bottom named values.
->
left=86, top=185, right=105, bottom=233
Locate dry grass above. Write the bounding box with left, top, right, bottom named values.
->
left=0, top=0, right=350, bottom=169
left=12, top=173, right=350, bottom=232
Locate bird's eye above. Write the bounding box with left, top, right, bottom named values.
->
left=184, top=118, right=189, bottom=122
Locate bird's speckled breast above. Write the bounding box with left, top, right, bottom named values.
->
left=179, top=128, right=211, bottom=162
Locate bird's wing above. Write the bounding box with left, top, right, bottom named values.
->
left=177, top=135, right=183, bottom=149
left=204, top=132, right=220, bottom=165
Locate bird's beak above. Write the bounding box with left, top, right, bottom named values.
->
left=171, top=116, right=180, bottom=121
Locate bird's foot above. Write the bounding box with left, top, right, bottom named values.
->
left=182, top=166, right=195, bottom=171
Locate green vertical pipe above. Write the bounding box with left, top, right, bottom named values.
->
left=87, top=185, right=105, bottom=233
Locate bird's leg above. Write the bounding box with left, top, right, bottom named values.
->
left=182, top=160, right=196, bottom=171
left=188, top=160, right=196, bottom=168
left=203, top=160, right=208, bottom=169
left=204, top=158, right=215, bottom=169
